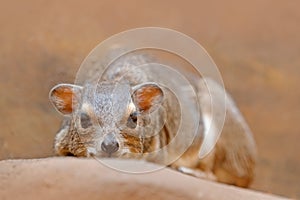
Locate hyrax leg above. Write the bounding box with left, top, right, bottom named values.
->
left=186, top=78, right=256, bottom=187
left=177, top=166, right=217, bottom=181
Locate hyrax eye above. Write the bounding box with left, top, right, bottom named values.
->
left=127, top=112, right=138, bottom=129
left=130, top=112, right=138, bottom=122
left=80, top=113, right=92, bottom=128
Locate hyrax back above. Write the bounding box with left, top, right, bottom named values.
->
left=49, top=54, right=256, bottom=187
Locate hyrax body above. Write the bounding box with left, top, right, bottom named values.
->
left=49, top=54, right=256, bottom=187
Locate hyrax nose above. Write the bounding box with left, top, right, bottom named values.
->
left=101, top=134, right=119, bottom=154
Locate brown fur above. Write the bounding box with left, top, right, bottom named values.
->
left=49, top=53, right=256, bottom=187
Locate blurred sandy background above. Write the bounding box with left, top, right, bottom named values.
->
left=0, top=0, right=299, bottom=198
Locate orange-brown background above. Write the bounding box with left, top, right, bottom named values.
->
left=0, top=0, right=299, bottom=198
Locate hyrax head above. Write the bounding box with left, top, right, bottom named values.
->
left=49, top=81, right=164, bottom=158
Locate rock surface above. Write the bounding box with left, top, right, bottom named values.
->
left=0, top=158, right=289, bottom=200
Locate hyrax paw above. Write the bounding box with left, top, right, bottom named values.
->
left=177, top=166, right=217, bottom=181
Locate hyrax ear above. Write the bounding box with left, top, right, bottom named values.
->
left=49, top=84, right=82, bottom=115
left=132, top=82, right=164, bottom=114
